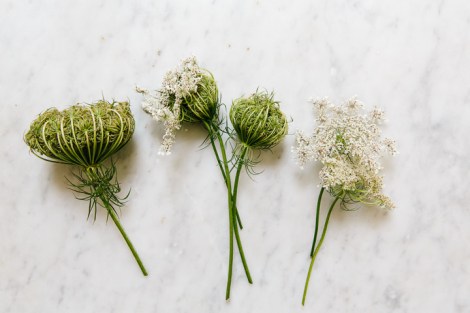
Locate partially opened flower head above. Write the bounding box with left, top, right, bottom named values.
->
left=138, top=56, right=219, bottom=155
left=230, top=90, right=288, bottom=151
left=183, top=70, right=219, bottom=122
left=294, top=98, right=396, bottom=209
left=24, top=100, right=134, bottom=166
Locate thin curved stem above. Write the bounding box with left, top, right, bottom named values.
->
left=104, top=198, right=148, bottom=276
left=234, top=203, right=243, bottom=229
left=231, top=145, right=252, bottom=283
left=310, top=187, right=325, bottom=257
left=203, top=122, right=227, bottom=183
left=204, top=121, right=243, bottom=229
left=302, top=196, right=340, bottom=305
left=214, top=129, right=235, bottom=300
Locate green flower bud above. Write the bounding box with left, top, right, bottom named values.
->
left=182, top=70, right=219, bottom=123
left=24, top=100, right=135, bottom=166
left=230, top=91, right=288, bottom=150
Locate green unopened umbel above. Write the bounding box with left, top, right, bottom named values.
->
left=230, top=91, right=288, bottom=150
left=25, top=100, right=134, bottom=166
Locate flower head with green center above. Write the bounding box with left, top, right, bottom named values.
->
left=137, top=56, right=219, bottom=155
left=230, top=90, right=288, bottom=152
left=294, top=97, right=396, bottom=209
left=295, top=97, right=396, bottom=305
left=24, top=99, right=147, bottom=276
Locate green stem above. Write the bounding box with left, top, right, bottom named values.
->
left=204, top=121, right=243, bottom=229
left=234, top=203, right=243, bottom=229
left=204, top=122, right=228, bottom=183
left=231, top=145, right=253, bottom=283
left=104, top=199, right=148, bottom=276
left=213, top=130, right=235, bottom=300
left=310, top=187, right=325, bottom=257
left=302, top=196, right=340, bottom=305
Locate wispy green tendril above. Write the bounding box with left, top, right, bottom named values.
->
left=66, top=160, right=129, bottom=221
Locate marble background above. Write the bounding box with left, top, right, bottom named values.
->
left=1, top=0, right=469, bottom=312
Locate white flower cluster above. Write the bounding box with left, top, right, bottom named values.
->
left=137, top=57, right=202, bottom=155
left=294, top=98, right=396, bottom=209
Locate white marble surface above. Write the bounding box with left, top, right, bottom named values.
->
left=1, top=0, right=469, bottom=312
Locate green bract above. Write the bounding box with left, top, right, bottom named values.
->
left=24, top=100, right=134, bottom=166
left=230, top=91, right=288, bottom=150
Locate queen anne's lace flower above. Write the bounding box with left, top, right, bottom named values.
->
left=137, top=57, right=204, bottom=155
left=294, top=98, right=396, bottom=209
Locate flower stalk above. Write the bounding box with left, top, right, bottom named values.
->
left=203, top=120, right=244, bottom=230
left=25, top=100, right=147, bottom=276
left=302, top=194, right=340, bottom=305
left=294, top=98, right=396, bottom=305
left=231, top=145, right=252, bottom=284
left=310, top=187, right=324, bottom=257
left=206, top=121, right=252, bottom=299
left=139, top=58, right=288, bottom=300
left=103, top=195, right=148, bottom=276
